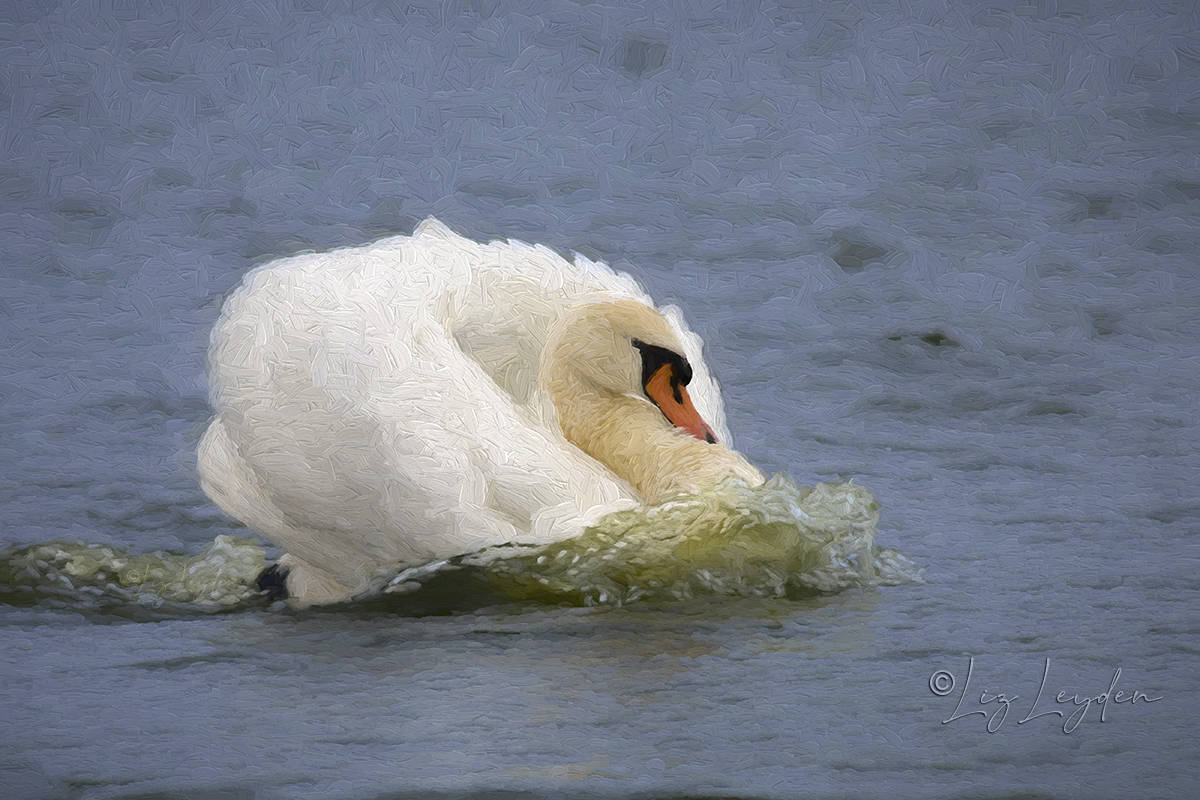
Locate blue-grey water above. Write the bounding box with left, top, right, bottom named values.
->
left=2, top=0, right=1198, bottom=798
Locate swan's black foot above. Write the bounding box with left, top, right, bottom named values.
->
left=256, top=563, right=290, bottom=601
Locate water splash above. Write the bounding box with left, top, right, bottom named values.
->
left=0, top=535, right=267, bottom=609
left=1, top=478, right=921, bottom=612
left=389, top=475, right=923, bottom=606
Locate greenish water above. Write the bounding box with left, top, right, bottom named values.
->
left=467, top=477, right=919, bottom=606
left=1, top=478, right=921, bottom=612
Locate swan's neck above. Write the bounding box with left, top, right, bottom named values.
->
left=550, top=380, right=763, bottom=504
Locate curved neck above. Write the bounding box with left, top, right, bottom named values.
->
left=549, top=377, right=763, bottom=504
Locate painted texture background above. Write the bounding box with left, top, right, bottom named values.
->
left=1, top=0, right=1198, bottom=798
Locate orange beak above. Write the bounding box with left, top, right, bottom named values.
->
left=644, top=363, right=718, bottom=444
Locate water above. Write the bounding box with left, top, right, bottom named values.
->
left=468, top=477, right=892, bottom=605
left=2, top=0, right=1198, bottom=797
left=1, top=477, right=917, bottom=609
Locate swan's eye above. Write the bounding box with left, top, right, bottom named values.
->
left=631, top=339, right=692, bottom=394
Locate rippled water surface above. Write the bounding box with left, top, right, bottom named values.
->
left=2, top=0, right=1198, bottom=798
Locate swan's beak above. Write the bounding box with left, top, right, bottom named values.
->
left=644, top=364, right=719, bottom=444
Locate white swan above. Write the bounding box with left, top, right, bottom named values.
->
left=197, top=218, right=764, bottom=605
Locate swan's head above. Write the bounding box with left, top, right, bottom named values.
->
left=543, top=299, right=718, bottom=444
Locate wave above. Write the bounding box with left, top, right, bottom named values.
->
left=0, top=535, right=268, bottom=612
left=385, top=475, right=921, bottom=606
left=1, top=477, right=921, bottom=613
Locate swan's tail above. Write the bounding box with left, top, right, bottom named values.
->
left=197, top=418, right=364, bottom=605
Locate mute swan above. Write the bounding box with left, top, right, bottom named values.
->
left=198, top=218, right=764, bottom=605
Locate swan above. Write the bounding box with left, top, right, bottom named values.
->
left=197, top=218, right=764, bottom=605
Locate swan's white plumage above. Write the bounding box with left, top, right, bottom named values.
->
left=198, top=218, right=758, bottom=604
